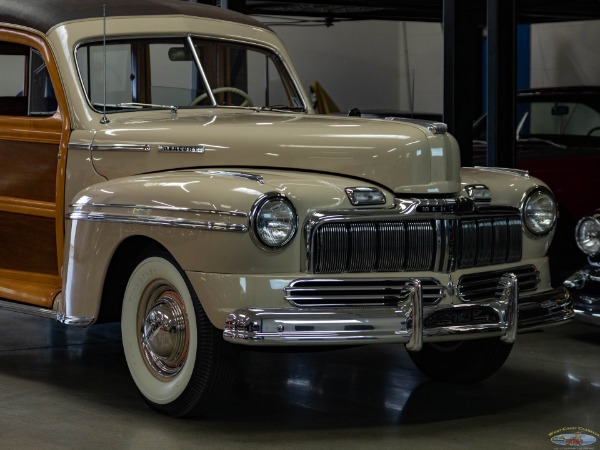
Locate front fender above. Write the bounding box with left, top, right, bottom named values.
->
left=61, top=168, right=392, bottom=323
left=460, top=167, right=555, bottom=259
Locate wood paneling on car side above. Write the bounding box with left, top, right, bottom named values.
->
left=0, top=27, right=71, bottom=308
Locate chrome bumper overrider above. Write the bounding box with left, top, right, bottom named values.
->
left=564, top=269, right=600, bottom=326
left=223, top=274, right=572, bottom=348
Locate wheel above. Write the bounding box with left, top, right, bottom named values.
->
left=586, top=126, right=600, bottom=136
left=406, top=337, right=513, bottom=384
left=189, top=86, right=253, bottom=107
left=121, top=247, right=238, bottom=417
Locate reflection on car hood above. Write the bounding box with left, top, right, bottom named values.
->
left=85, top=110, right=461, bottom=195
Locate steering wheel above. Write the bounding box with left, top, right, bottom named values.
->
left=189, top=86, right=253, bottom=107
left=586, top=126, right=600, bottom=136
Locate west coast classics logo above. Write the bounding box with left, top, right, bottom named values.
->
left=549, top=427, right=599, bottom=447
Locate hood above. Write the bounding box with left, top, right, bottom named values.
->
left=85, top=110, right=461, bottom=195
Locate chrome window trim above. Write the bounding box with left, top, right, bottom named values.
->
left=186, top=34, right=216, bottom=106
left=74, top=33, right=307, bottom=114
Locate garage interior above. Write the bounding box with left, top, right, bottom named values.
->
left=1, top=1, right=599, bottom=448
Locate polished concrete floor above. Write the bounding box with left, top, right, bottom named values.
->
left=0, top=309, right=598, bottom=449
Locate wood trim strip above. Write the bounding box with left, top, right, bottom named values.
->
left=0, top=270, right=61, bottom=308
left=0, top=196, right=55, bottom=217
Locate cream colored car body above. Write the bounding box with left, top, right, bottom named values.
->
left=0, top=0, right=574, bottom=417
left=2, top=10, right=565, bottom=330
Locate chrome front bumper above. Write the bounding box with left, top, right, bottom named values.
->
left=224, top=275, right=573, bottom=348
left=564, top=269, right=600, bottom=326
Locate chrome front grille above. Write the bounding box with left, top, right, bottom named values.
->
left=308, top=214, right=522, bottom=274
left=284, top=278, right=445, bottom=307
left=458, top=265, right=540, bottom=302
left=457, top=217, right=522, bottom=268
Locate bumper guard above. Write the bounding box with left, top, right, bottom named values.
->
left=224, top=273, right=571, bottom=348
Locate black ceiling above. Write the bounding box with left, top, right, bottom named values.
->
left=240, top=0, right=600, bottom=24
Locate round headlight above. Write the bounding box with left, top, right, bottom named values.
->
left=252, top=195, right=297, bottom=249
left=522, top=188, right=557, bottom=236
left=576, top=216, right=600, bottom=255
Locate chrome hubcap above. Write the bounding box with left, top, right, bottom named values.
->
left=139, top=283, right=189, bottom=379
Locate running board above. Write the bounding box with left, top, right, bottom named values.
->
left=0, top=298, right=59, bottom=320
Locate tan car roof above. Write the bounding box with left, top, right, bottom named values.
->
left=0, top=0, right=267, bottom=34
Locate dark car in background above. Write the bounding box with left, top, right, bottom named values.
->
left=474, top=86, right=600, bottom=283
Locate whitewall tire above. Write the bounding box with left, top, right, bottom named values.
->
left=121, top=247, right=237, bottom=417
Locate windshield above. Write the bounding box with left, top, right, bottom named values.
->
left=473, top=99, right=600, bottom=143
left=518, top=100, right=600, bottom=139
left=76, top=36, right=305, bottom=112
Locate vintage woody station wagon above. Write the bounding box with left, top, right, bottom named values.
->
left=0, top=0, right=573, bottom=417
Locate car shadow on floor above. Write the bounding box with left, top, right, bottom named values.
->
left=0, top=311, right=584, bottom=429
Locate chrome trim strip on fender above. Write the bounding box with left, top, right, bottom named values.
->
left=68, top=211, right=248, bottom=232
left=68, top=142, right=92, bottom=151
left=91, top=143, right=151, bottom=152
left=196, top=170, right=265, bottom=184
left=70, top=202, right=249, bottom=218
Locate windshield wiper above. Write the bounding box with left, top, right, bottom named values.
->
left=256, top=105, right=307, bottom=113
left=518, top=137, right=567, bottom=149
left=117, top=102, right=178, bottom=113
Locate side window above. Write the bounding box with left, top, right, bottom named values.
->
left=29, top=49, right=58, bottom=115
left=0, top=42, right=57, bottom=116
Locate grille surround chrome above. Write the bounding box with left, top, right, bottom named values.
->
left=458, top=265, right=540, bottom=302
left=305, top=200, right=522, bottom=275
left=284, top=278, right=445, bottom=307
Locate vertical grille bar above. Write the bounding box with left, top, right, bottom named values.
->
left=459, top=219, right=477, bottom=268
left=492, top=217, right=509, bottom=263
left=507, top=217, right=522, bottom=261
left=405, top=220, right=435, bottom=270
left=476, top=219, right=493, bottom=266
left=378, top=221, right=405, bottom=271
left=348, top=223, right=377, bottom=272
left=315, top=223, right=347, bottom=274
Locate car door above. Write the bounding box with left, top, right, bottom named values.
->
left=0, top=29, right=70, bottom=308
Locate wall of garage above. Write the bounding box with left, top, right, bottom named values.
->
left=263, top=17, right=600, bottom=114
left=530, top=21, right=600, bottom=87
left=269, top=18, right=443, bottom=115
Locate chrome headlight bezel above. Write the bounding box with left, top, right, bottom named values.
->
left=521, top=187, right=557, bottom=237
left=250, top=193, right=298, bottom=251
left=575, top=216, right=600, bottom=256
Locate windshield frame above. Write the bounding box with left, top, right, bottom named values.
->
left=73, top=33, right=307, bottom=114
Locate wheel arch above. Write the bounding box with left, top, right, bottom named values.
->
left=96, top=235, right=166, bottom=323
